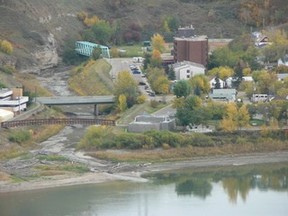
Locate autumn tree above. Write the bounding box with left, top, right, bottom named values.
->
left=147, top=67, right=169, bottom=94
left=150, top=49, right=162, bottom=67
left=208, top=66, right=234, bottom=81
left=151, top=33, right=165, bottom=53
left=262, top=29, right=288, bottom=63
left=114, top=71, right=139, bottom=107
left=118, top=94, right=127, bottom=112
left=252, top=70, right=277, bottom=94
left=220, top=103, right=250, bottom=131
left=189, top=75, right=210, bottom=96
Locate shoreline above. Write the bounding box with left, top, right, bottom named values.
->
left=1, top=151, right=288, bottom=193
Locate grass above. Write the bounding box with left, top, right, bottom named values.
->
left=36, top=163, right=90, bottom=174
left=116, top=44, right=144, bottom=58
left=37, top=155, right=69, bottom=162
left=68, top=59, right=113, bottom=96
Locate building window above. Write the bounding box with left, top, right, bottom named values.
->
left=187, top=75, right=190, bottom=79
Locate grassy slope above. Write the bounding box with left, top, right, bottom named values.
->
left=68, top=59, right=113, bottom=96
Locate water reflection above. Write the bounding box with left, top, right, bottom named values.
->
left=147, top=163, right=288, bottom=204
left=0, top=163, right=288, bottom=216
left=176, top=178, right=212, bottom=199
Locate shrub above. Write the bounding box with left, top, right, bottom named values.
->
left=0, top=40, right=13, bottom=54
left=136, top=95, right=146, bottom=104
left=8, top=130, right=31, bottom=144
left=188, top=133, right=214, bottom=147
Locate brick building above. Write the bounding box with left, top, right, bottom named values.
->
left=173, top=35, right=208, bottom=67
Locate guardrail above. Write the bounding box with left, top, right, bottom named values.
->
left=1, top=118, right=115, bottom=128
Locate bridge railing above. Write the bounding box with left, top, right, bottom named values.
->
left=1, top=118, right=116, bottom=128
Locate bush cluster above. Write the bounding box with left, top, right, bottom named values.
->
left=8, top=130, right=31, bottom=144
left=79, top=127, right=288, bottom=151
left=0, top=40, right=13, bottom=54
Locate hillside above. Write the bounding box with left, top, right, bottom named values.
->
left=0, top=0, right=287, bottom=72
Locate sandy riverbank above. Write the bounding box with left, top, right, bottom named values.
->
left=1, top=151, right=288, bottom=193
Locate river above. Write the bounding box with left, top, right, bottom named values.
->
left=0, top=163, right=287, bottom=216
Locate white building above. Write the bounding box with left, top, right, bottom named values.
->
left=0, top=88, right=29, bottom=113
left=209, top=77, right=225, bottom=89
left=278, top=55, right=288, bottom=67
left=172, top=61, right=205, bottom=80
left=0, top=109, right=14, bottom=122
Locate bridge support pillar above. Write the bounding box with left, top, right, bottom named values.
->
left=94, top=104, right=99, bottom=116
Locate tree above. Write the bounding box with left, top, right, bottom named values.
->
left=176, top=96, right=211, bottom=126
left=168, top=66, right=176, bottom=80
left=238, top=105, right=250, bottom=129
left=91, top=21, right=113, bottom=45
left=262, top=30, right=288, bottom=63
left=91, top=46, right=102, bottom=60
left=190, top=75, right=210, bottom=96
left=114, top=71, right=138, bottom=107
left=151, top=33, right=165, bottom=53
left=150, top=49, right=162, bottom=67
left=173, top=80, right=191, bottom=98
left=153, top=75, right=170, bottom=94
left=147, top=67, right=169, bottom=94
left=220, top=103, right=250, bottom=131
left=118, top=94, right=127, bottom=112
left=208, top=66, right=234, bottom=81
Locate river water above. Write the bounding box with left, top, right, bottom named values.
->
left=0, top=163, right=287, bottom=216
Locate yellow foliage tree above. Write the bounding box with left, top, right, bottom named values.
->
left=151, top=33, right=165, bottom=53
left=151, top=49, right=162, bottom=67
left=0, top=40, right=13, bottom=54
left=208, top=66, right=234, bottom=80
left=84, top=15, right=99, bottom=27
left=118, top=94, right=127, bottom=112
left=77, top=11, right=88, bottom=21
left=220, top=103, right=250, bottom=131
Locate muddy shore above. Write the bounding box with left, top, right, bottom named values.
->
left=1, top=151, right=288, bottom=193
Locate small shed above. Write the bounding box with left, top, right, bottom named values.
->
left=128, top=114, right=175, bottom=133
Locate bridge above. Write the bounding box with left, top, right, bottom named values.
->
left=37, top=95, right=115, bottom=115
left=75, top=41, right=110, bottom=58
left=1, top=118, right=115, bottom=128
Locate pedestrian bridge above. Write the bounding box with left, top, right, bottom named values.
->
left=37, top=95, right=115, bottom=115
left=75, top=41, right=110, bottom=58
left=1, top=118, right=115, bottom=128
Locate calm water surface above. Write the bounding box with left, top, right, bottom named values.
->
left=0, top=163, right=288, bottom=216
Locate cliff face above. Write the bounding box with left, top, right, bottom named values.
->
left=0, top=0, right=287, bottom=72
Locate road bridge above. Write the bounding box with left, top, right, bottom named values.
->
left=1, top=118, right=115, bottom=128
left=37, top=95, right=115, bottom=116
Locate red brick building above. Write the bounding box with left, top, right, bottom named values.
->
left=173, top=35, right=208, bottom=67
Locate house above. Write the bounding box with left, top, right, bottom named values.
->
left=172, top=61, right=205, bottom=80
left=277, top=73, right=288, bottom=81
left=0, top=88, right=29, bottom=114
left=128, top=114, right=175, bottom=133
left=253, top=32, right=271, bottom=48
left=209, top=88, right=237, bottom=102
left=278, top=55, right=288, bottom=67
left=209, top=77, right=225, bottom=89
